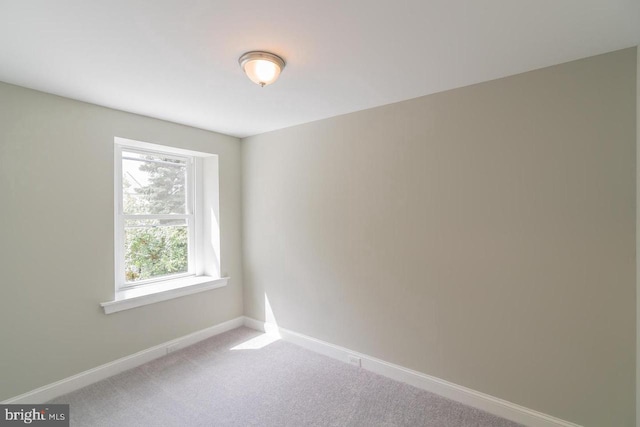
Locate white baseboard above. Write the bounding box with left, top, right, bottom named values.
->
left=2, top=316, right=245, bottom=404
left=242, top=317, right=580, bottom=427
left=242, top=316, right=280, bottom=335
left=4, top=315, right=582, bottom=427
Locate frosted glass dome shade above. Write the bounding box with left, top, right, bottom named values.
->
left=239, top=51, right=286, bottom=87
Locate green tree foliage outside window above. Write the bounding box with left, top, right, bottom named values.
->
left=123, top=153, right=189, bottom=282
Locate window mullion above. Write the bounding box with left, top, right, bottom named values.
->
left=122, top=214, right=191, bottom=220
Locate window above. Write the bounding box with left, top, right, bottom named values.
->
left=103, top=137, right=227, bottom=314
left=115, top=146, right=195, bottom=287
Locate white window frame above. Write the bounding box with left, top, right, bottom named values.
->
left=102, top=137, right=228, bottom=315
left=114, top=144, right=197, bottom=290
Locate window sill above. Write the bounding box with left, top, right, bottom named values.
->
left=100, top=276, right=229, bottom=314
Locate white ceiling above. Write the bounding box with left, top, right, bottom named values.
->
left=0, top=1, right=638, bottom=138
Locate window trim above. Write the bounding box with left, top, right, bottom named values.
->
left=100, top=276, right=229, bottom=314
left=102, top=137, right=227, bottom=315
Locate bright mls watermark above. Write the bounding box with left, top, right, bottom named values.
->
left=0, top=405, right=68, bottom=426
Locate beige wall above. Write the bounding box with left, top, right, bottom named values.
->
left=636, top=45, right=640, bottom=427
left=0, top=82, right=244, bottom=401
left=242, top=48, right=637, bottom=426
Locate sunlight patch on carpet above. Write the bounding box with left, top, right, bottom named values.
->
left=230, top=333, right=280, bottom=350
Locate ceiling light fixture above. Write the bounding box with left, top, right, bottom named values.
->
left=239, top=51, right=286, bottom=87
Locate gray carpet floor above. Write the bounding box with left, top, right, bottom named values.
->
left=49, top=327, right=522, bottom=427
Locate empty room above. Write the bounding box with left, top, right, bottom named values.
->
left=0, top=1, right=638, bottom=426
